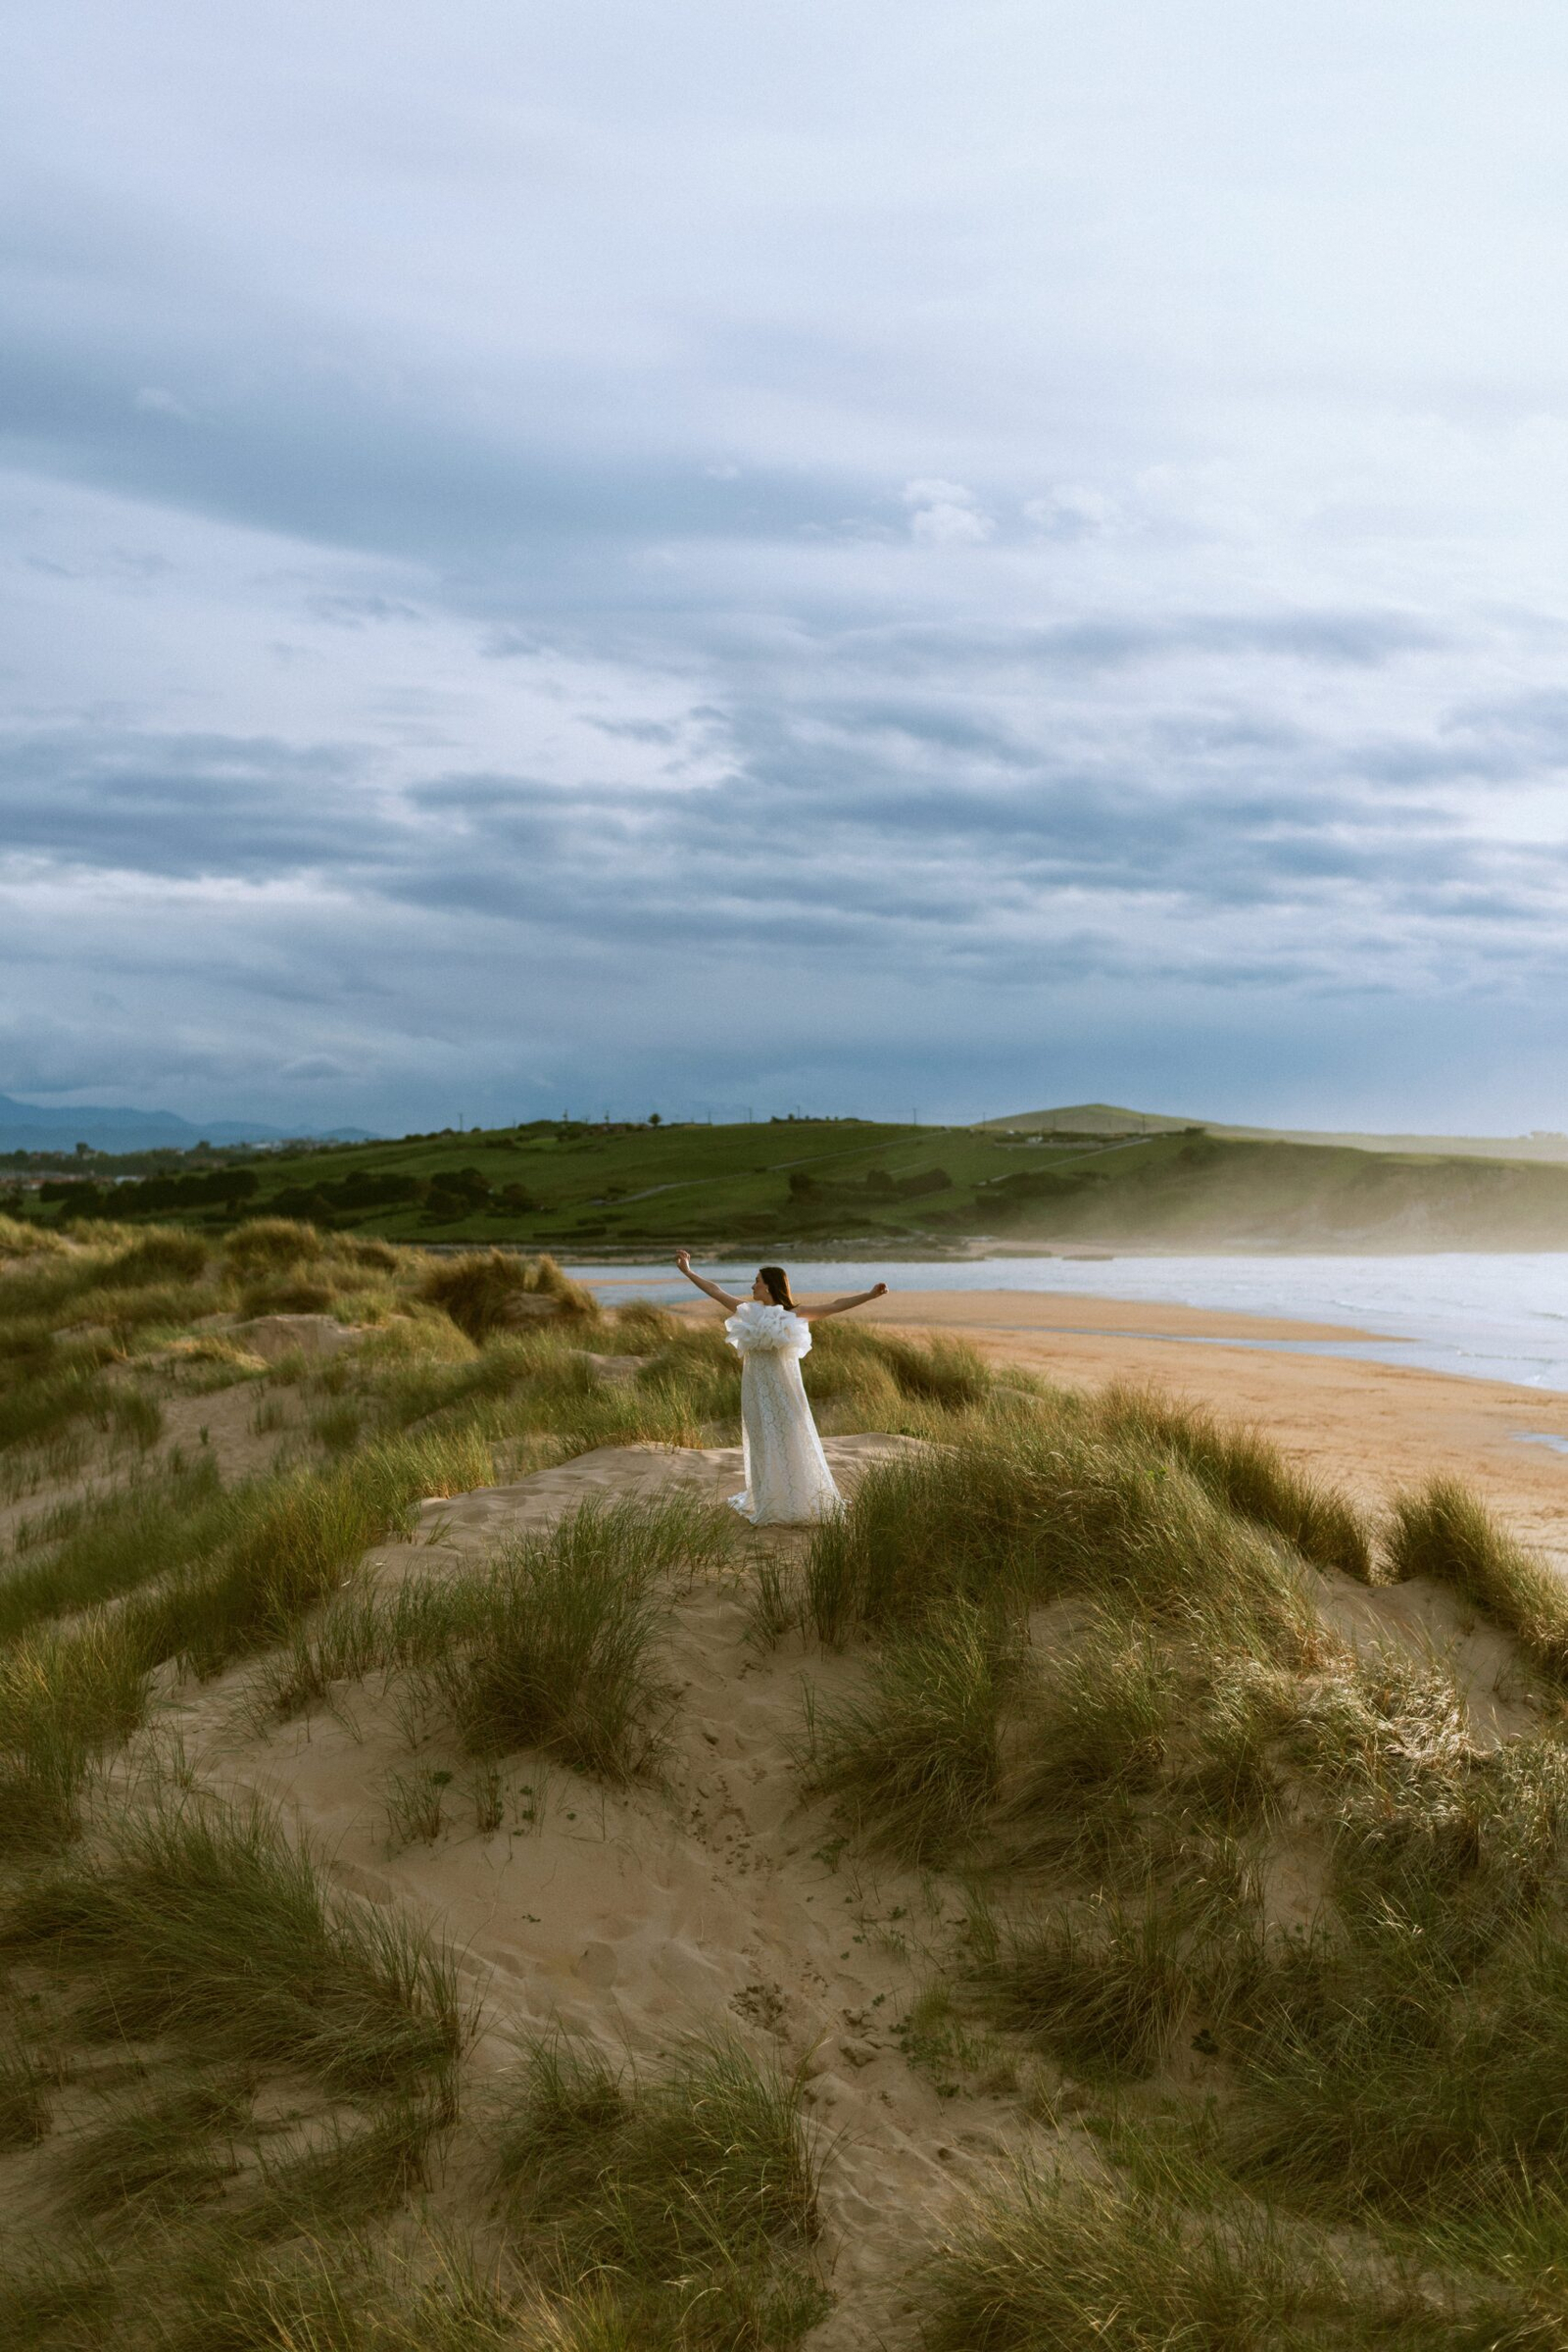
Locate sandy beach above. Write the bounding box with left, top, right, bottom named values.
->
left=868, top=1287, right=1568, bottom=1565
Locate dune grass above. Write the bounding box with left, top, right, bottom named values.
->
left=1, top=1791, right=467, bottom=2103
left=1097, top=1381, right=1374, bottom=1579
left=53, top=2074, right=248, bottom=2223
left=1386, top=1474, right=1568, bottom=1681
left=496, top=2033, right=825, bottom=2347
left=264, top=1493, right=733, bottom=1783
left=418, top=1248, right=599, bottom=1343
left=424, top=1500, right=703, bottom=1777
left=124, top=1426, right=492, bottom=1681
left=918, top=2158, right=1513, bottom=2352
left=803, top=1418, right=1320, bottom=1661
left=247, top=2096, right=447, bottom=2239
left=0, top=1614, right=155, bottom=1853
left=0, top=1365, right=164, bottom=1459
left=221, top=1215, right=325, bottom=1273
left=1219, top=1917, right=1568, bottom=2220
left=806, top=1318, right=994, bottom=1414
left=0, top=1430, right=490, bottom=1851
left=982, top=1892, right=1199, bottom=2082
left=805, top=1599, right=1015, bottom=1863
left=0, top=1453, right=228, bottom=1642
left=1003, top=1623, right=1292, bottom=1879
left=0, top=2029, right=61, bottom=2150
left=11, top=1212, right=1568, bottom=2338
left=0, top=2223, right=591, bottom=2352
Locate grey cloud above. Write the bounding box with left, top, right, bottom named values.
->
left=5, top=1, right=1568, bottom=1130
left=0, top=729, right=373, bottom=878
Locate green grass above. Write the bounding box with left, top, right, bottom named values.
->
left=20, top=1109, right=1568, bottom=1250
left=1386, top=1474, right=1568, bottom=1681
left=496, top=2033, right=825, bottom=2347
left=1, top=1791, right=468, bottom=2103
left=0, top=1454, right=228, bottom=1642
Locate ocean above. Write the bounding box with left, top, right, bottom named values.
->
left=567, top=1252, right=1568, bottom=1395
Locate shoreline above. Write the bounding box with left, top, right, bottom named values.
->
left=558, top=1241, right=1568, bottom=1261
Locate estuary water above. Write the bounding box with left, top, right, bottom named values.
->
left=567, top=1253, right=1568, bottom=1395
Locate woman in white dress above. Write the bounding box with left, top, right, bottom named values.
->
left=673, top=1252, right=889, bottom=1525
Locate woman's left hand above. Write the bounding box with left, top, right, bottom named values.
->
left=870, top=1282, right=888, bottom=1298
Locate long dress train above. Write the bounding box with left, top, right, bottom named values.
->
left=723, top=1300, right=844, bottom=1526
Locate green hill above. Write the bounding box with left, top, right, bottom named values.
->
left=985, top=1101, right=1568, bottom=1164
left=10, top=1112, right=1568, bottom=1251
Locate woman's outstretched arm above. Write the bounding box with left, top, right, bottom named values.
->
left=673, top=1249, right=742, bottom=1310
left=804, top=1282, right=889, bottom=1322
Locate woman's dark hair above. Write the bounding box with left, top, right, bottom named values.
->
left=758, top=1265, right=794, bottom=1307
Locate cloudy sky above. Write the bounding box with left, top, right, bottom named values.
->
left=6, top=1, right=1568, bottom=1134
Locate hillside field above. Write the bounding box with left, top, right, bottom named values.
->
left=10, top=1114, right=1568, bottom=1252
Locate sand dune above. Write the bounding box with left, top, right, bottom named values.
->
left=6, top=1249, right=1563, bottom=2340
left=137, top=1438, right=1025, bottom=2342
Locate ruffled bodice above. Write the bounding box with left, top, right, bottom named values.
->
left=723, top=1300, right=813, bottom=1360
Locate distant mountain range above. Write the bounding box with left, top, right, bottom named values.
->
left=977, top=1102, right=1568, bottom=1165
left=0, top=1094, right=375, bottom=1153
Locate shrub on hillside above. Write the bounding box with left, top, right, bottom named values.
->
left=223, top=1217, right=324, bottom=1274
left=105, top=1231, right=209, bottom=1287
left=419, top=1250, right=597, bottom=1343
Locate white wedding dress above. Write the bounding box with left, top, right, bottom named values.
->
left=723, top=1300, right=845, bottom=1526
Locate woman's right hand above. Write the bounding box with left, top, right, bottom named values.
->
left=674, top=1249, right=692, bottom=1271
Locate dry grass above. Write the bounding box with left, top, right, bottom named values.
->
left=418, top=1250, right=599, bottom=1343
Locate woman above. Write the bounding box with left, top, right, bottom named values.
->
left=673, top=1251, right=889, bottom=1525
